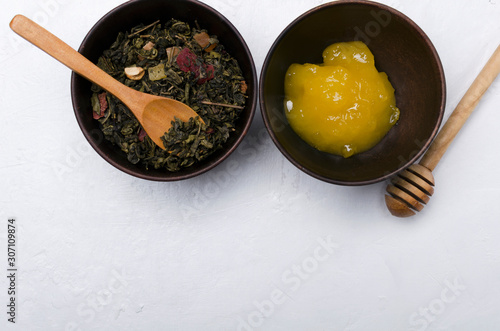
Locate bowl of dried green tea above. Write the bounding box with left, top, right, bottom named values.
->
left=71, top=0, right=257, bottom=181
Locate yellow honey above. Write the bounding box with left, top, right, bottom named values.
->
left=284, top=41, right=400, bottom=158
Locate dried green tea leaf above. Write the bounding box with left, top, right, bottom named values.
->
left=166, top=68, right=183, bottom=85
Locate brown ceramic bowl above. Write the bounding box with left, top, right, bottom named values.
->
left=71, top=0, right=257, bottom=181
left=260, top=0, right=446, bottom=186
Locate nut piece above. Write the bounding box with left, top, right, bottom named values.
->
left=124, top=66, right=145, bottom=80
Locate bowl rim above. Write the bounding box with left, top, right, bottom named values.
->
left=71, top=0, right=257, bottom=181
left=259, top=0, right=446, bottom=186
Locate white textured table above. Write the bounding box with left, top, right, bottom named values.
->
left=1, top=0, right=500, bottom=330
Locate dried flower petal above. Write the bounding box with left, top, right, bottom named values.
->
left=240, top=80, right=248, bottom=94
left=176, top=48, right=214, bottom=84
left=92, top=92, right=108, bottom=119
left=197, top=64, right=214, bottom=84
left=138, top=128, right=147, bottom=142
left=176, top=48, right=198, bottom=73
left=98, top=92, right=108, bottom=112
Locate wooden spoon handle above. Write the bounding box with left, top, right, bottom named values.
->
left=9, top=15, right=136, bottom=109
left=420, top=44, right=500, bottom=171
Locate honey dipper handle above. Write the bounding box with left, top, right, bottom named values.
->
left=420, top=44, right=500, bottom=171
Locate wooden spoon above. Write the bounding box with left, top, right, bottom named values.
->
left=386, top=44, right=500, bottom=217
left=9, top=14, right=202, bottom=149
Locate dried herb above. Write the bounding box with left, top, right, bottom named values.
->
left=91, top=19, right=247, bottom=172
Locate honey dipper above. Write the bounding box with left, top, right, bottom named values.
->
left=385, top=44, right=500, bottom=217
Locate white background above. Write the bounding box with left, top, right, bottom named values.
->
left=1, top=0, right=500, bottom=330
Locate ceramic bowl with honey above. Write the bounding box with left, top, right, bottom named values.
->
left=260, top=0, right=446, bottom=186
